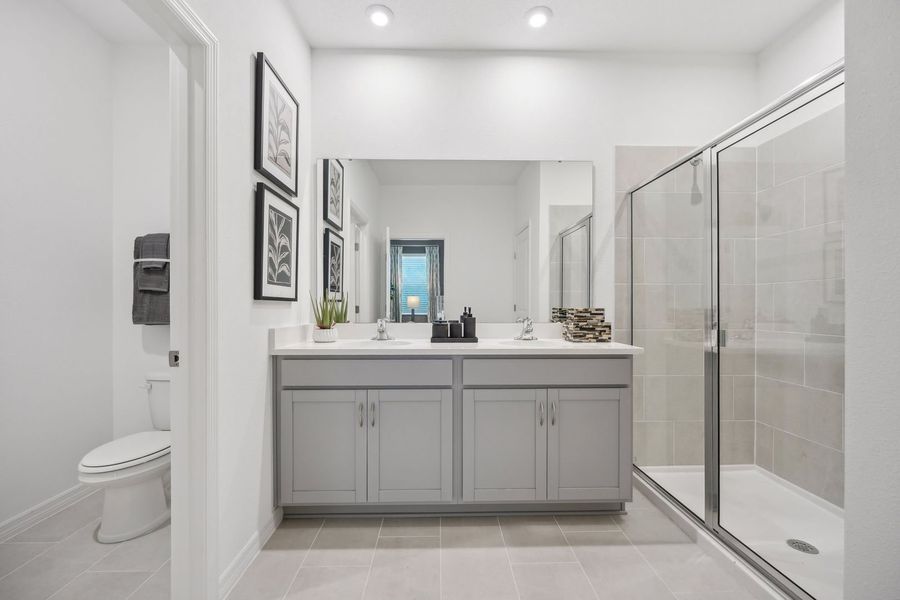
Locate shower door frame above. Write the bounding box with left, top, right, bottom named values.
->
left=628, top=61, right=845, bottom=600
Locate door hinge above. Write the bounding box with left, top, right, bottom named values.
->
left=355, top=305, right=360, bottom=314
left=513, top=303, right=517, bottom=312
left=354, top=242, right=360, bottom=251
left=169, top=350, right=180, bottom=367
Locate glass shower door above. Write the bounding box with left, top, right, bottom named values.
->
left=631, top=153, right=710, bottom=519
left=715, top=81, right=845, bottom=600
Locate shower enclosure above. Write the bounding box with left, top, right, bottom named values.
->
left=621, top=63, right=845, bottom=600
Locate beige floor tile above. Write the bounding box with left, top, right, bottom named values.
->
left=363, top=536, right=439, bottom=600
left=265, top=519, right=323, bottom=551
left=303, top=518, right=380, bottom=567
left=615, top=508, right=693, bottom=545
left=128, top=561, right=171, bottom=600
left=567, top=531, right=675, bottom=600
left=511, top=563, right=596, bottom=600
left=441, top=516, right=504, bottom=549
left=0, top=521, right=118, bottom=600
left=12, top=493, right=103, bottom=543
left=91, top=525, right=170, bottom=573
left=226, top=548, right=309, bottom=600
left=441, top=547, right=517, bottom=600
left=284, top=566, right=368, bottom=600
left=379, top=517, right=439, bottom=537
left=50, top=571, right=151, bottom=600
left=0, top=542, right=52, bottom=578
left=499, top=516, right=576, bottom=564
left=555, top=515, right=620, bottom=533
left=635, top=543, right=743, bottom=595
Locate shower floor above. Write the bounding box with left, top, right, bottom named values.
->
left=642, top=465, right=843, bottom=600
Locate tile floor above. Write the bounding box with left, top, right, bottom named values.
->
left=0, top=491, right=170, bottom=600
left=227, top=488, right=762, bottom=600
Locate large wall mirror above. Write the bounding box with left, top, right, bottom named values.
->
left=316, top=159, right=594, bottom=323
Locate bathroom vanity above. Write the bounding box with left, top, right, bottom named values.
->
left=271, top=326, right=641, bottom=515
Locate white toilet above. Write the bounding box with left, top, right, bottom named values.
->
left=79, top=373, right=171, bottom=543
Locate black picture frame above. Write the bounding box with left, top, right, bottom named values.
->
left=254, top=52, right=299, bottom=197
left=254, top=183, right=299, bottom=301
left=323, top=158, right=344, bottom=230
left=323, top=228, right=344, bottom=296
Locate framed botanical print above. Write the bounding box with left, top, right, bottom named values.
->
left=254, top=183, right=299, bottom=301
left=323, top=229, right=344, bottom=296
left=323, top=158, right=344, bottom=230
left=255, top=52, right=299, bottom=196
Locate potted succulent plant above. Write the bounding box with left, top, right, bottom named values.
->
left=310, top=292, right=349, bottom=342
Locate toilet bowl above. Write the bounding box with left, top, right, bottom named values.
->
left=79, top=373, right=171, bottom=543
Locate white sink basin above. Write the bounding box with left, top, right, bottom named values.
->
left=495, top=339, right=567, bottom=348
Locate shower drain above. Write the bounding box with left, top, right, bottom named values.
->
left=786, top=539, right=820, bottom=554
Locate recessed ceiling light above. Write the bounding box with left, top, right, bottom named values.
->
left=366, top=4, right=394, bottom=27
left=525, top=6, right=553, bottom=28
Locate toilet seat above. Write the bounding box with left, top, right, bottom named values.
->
left=79, top=431, right=171, bottom=474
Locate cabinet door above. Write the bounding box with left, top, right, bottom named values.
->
left=367, top=389, right=452, bottom=503
left=463, top=389, right=547, bottom=502
left=547, top=388, right=623, bottom=501
left=280, top=390, right=367, bottom=504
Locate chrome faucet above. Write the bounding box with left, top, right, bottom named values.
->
left=514, top=317, right=537, bottom=341
left=372, top=318, right=394, bottom=341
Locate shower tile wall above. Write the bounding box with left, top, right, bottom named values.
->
left=753, top=105, right=845, bottom=507
left=615, top=146, right=754, bottom=467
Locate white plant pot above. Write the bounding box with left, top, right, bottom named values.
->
left=312, top=327, right=338, bottom=343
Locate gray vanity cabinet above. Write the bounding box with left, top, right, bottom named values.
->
left=462, top=389, right=548, bottom=502
left=280, top=389, right=367, bottom=504
left=367, top=389, right=453, bottom=503
left=547, top=388, right=626, bottom=501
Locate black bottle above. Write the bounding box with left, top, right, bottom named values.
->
left=463, top=306, right=477, bottom=339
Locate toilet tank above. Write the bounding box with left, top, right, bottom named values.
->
left=146, top=373, right=171, bottom=431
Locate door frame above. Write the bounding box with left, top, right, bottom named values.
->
left=122, top=1, right=219, bottom=598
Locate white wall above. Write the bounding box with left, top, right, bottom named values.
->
left=188, top=0, right=313, bottom=583
left=378, top=184, right=517, bottom=321
left=0, top=0, right=113, bottom=523
left=111, top=44, right=172, bottom=437
left=756, top=0, right=844, bottom=106
left=845, top=1, right=900, bottom=597
left=311, top=50, right=760, bottom=322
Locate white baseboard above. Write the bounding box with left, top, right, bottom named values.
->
left=218, top=507, right=283, bottom=599
left=632, top=474, right=790, bottom=600
left=0, top=484, right=96, bottom=543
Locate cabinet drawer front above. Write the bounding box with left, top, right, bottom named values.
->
left=281, top=359, right=452, bottom=388
left=463, top=358, right=630, bottom=387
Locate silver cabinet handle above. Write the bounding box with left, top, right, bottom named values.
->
left=370, top=402, right=376, bottom=427
left=539, top=401, right=545, bottom=426
left=551, top=401, right=557, bottom=426
left=359, top=402, right=364, bottom=427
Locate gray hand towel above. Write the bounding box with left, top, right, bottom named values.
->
left=136, top=233, right=169, bottom=292
left=133, top=234, right=170, bottom=325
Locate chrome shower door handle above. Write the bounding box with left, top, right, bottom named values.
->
left=538, top=401, right=545, bottom=426
left=370, top=402, right=376, bottom=427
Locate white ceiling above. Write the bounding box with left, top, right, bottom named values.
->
left=290, top=0, right=827, bottom=53
left=58, top=0, right=163, bottom=44
left=368, top=160, right=528, bottom=185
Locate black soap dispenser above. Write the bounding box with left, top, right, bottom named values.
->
left=462, top=306, right=477, bottom=340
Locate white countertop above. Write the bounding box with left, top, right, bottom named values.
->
left=270, top=324, right=642, bottom=357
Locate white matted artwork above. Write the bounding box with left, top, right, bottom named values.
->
left=254, top=183, right=299, bottom=301
left=323, top=228, right=344, bottom=296
left=323, top=158, right=344, bottom=230
left=255, top=52, right=299, bottom=196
